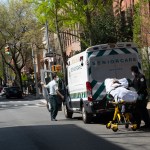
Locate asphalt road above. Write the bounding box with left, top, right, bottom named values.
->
left=0, top=97, right=150, bottom=150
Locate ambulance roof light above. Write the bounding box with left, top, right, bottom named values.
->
left=126, top=44, right=131, bottom=47
left=101, top=45, right=108, bottom=49
left=80, top=56, right=84, bottom=66
left=117, top=43, right=124, bottom=47
left=93, top=47, right=99, bottom=50
left=80, top=56, right=83, bottom=61
left=108, top=43, right=115, bottom=48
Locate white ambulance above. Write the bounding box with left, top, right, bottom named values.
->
left=64, top=42, right=141, bottom=123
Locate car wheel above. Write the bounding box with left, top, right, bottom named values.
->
left=82, top=106, right=92, bottom=124
left=17, top=95, right=22, bottom=99
left=63, top=104, right=73, bottom=118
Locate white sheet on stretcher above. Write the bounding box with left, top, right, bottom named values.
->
left=105, top=78, right=138, bottom=103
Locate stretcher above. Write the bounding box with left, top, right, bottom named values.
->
left=106, top=99, right=137, bottom=132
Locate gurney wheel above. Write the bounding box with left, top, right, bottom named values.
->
left=106, top=122, right=111, bottom=129
left=125, top=124, right=129, bottom=129
left=112, top=124, right=118, bottom=132
left=131, top=124, right=137, bottom=131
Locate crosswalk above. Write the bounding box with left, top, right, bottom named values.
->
left=0, top=100, right=46, bottom=109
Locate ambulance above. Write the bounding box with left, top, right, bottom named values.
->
left=64, top=42, right=141, bottom=123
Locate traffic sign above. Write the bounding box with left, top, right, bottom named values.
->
left=51, top=65, right=61, bottom=72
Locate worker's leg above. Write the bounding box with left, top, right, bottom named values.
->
left=53, top=95, right=58, bottom=119
left=132, top=101, right=142, bottom=128
left=49, top=96, right=55, bottom=120
left=141, top=101, right=150, bottom=127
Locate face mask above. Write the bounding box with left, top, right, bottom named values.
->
left=131, top=72, right=135, bottom=76
left=56, top=77, right=59, bottom=81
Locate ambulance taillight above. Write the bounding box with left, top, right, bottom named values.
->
left=86, top=82, right=93, bottom=101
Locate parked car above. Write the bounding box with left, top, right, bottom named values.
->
left=5, top=86, right=22, bottom=99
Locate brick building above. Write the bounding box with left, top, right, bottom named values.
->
left=113, top=0, right=150, bottom=46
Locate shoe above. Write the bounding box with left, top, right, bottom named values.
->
left=136, top=125, right=150, bottom=131
left=51, top=118, right=57, bottom=121
left=140, top=124, right=150, bottom=129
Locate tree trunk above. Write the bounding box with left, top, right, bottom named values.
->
left=15, top=69, right=22, bottom=89
left=84, top=0, right=93, bottom=46
left=55, top=1, right=67, bottom=83
left=2, top=55, right=7, bottom=85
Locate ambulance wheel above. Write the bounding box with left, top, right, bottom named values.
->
left=131, top=124, right=137, bottom=131
left=82, top=106, right=92, bottom=124
left=64, top=104, right=73, bottom=119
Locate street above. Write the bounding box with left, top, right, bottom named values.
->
left=0, top=97, right=150, bottom=150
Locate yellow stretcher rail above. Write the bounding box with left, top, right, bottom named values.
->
left=106, top=99, right=137, bottom=132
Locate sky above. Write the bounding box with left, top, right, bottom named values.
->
left=0, top=0, right=8, bottom=4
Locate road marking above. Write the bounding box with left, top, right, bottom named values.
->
left=0, top=103, right=45, bottom=108
left=23, top=104, right=29, bottom=106
left=1, top=105, right=7, bottom=107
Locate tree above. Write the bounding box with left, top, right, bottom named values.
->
left=88, top=4, right=117, bottom=45
left=59, top=0, right=113, bottom=46
left=29, top=0, right=136, bottom=82
left=27, top=0, right=114, bottom=81
left=0, top=0, right=43, bottom=88
left=133, top=0, right=150, bottom=87
left=27, top=0, right=70, bottom=82
left=113, top=0, right=133, bottom=42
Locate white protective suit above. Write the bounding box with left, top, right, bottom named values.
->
left=105, top=78, right=138, bottom=103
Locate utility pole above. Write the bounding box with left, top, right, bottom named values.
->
left=45, top=20, right=53, bottom=79
left=31, top=44, right=39, bottom=99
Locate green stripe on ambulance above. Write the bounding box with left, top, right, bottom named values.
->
left=70, top=92, right=87, bottom=99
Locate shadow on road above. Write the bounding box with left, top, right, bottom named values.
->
left=63, top=112, right=114, bottom=125
left=0, top=124, right=126, bottom=150
left=58, top=113, right=114, bottom=126
left=63, top=108, right=150, bottom=126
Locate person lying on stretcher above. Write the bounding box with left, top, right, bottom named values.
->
left=105, top=78, right=138, bottom=103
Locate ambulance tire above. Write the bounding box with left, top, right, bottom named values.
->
left=64, top=104, right=73, bottom=119
left=82, top=106, right=92, bottom=124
